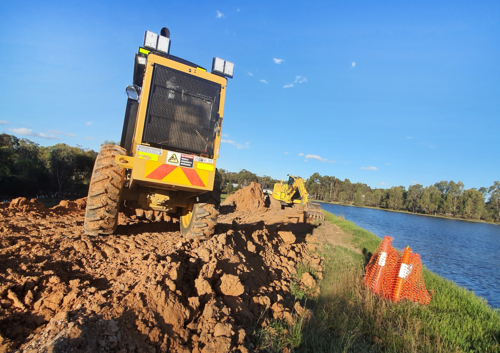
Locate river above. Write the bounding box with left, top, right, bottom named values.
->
left=320, top=203, right=500, bottom=309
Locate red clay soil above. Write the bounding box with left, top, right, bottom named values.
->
left=0, top=185, right=323, bottom=353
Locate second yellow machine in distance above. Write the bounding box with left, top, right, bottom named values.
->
left=272, top=175, right=324, bottom=219
left=83, top=27, right=234, bottom=239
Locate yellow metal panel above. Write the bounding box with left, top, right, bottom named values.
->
left=196, top=162, right=214, bottom=171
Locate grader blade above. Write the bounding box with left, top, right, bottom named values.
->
left=304, top=202, right=324, bottom=220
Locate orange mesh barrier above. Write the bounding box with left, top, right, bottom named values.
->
left=364, top=237, right=433, bottom=305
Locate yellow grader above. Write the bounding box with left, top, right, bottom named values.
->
left=84, top=27, right=233, bottom=238
left=272, top=175, right=324, bottom=219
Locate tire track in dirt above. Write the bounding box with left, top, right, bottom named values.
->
left=0, top=184, right=324, bottom=353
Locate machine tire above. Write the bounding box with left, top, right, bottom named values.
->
left=84, top=144, right=126, bottom=236
left=180, top=181, right=221, bottom=239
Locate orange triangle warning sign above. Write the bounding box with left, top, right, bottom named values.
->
left=168, top=153, right=179, bottom=164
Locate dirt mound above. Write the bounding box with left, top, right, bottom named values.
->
left=222, top=182, right=268, bottom=212
left=7, top=198, right=48, bottom=214
left=0, top=193, right=323, bottom=352
left=50, top=197, right=87, bottom=212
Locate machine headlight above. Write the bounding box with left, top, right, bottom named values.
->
left=223, top=61, right=234, bottom=78
left=157, top=35, right=170, bottom=54
left=211, top=57, right=234, bottom=78
left=143, top=31, right=158, bottom=50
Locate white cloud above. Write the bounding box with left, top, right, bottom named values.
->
left=46, top=129, right=76, bottom=137
left=410, top=181, right=418, bottom=184
left=222, top=133, right=229, bottom=137
left=406, top=136, right=412, bottom=139
left=259, top=79, right=268, bottom=84
left=273, top=58, right=284, bottom=64
left=380, top=182, right=387, bottom=185
left=247, top=72, right=253, bottom=76
left=284, top=152, right=289, bottom=155
left=295, top=76, right=307, bottom=83
left=84, top=137, right=95, bottom=140
left=283, top=84, right=294, bottom=88
left=352, top=62, right=356, bottom=67
left=9, top=128, right=58, bottom=139
left=386, top=163, right=391, bottom=165
left=221, top=139, right=249, bottom=149
left=298, top=153, right=304, bottom=156
left=0, top=120, right=11, bottom=125
left=216, top=10, right=224, bottom=18
left=86, top=122, right=92, bottom=125
left=360, top=166, right=377, bottom=170
left=237, top=8, right=240, bottom=12
left=305, top=154, right=334, bottom=163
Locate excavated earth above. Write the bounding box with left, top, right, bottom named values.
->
left=0, top=183, right=335, bottom=353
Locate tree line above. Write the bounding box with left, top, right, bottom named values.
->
left=0, top=133, right=96, bottom=199
left=1, top=133, right=498, bottom=223
left=304, top=172, right=500, bottom=223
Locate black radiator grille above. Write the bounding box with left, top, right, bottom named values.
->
left=142, top=64, right=221, bottom=156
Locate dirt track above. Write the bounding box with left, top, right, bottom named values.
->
left=0, top=183, right=328, bottom=353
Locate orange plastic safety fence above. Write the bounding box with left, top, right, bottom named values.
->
left=363, top=237, right=433, bottom=305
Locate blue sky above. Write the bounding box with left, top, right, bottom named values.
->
left=1, top=0, right=499, bottom=190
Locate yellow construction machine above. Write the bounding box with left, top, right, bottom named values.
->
left=84, top=27, right=234, bottom=238
left=272, top=175, right=324, bottom=219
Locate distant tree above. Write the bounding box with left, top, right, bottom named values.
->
left=406, top=184, right=423, bottom=212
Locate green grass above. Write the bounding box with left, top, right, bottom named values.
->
left=221, top=193, right=228, bottom=202
left=254, top=211, right=500, bottom=352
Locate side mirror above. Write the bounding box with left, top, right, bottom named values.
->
left=126, top=85, right=140, bottom=101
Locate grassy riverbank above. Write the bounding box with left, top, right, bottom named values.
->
left=257, top=211, right=500, bottom=352
left=318, top=200, right=500, bottom=225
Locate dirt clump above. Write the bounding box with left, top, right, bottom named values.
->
left=0, top=184, right=326, bottom=352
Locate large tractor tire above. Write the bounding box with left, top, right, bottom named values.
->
left=84, top=145, right=126, bottom=236
left=180, top=180, right=221, bottom=239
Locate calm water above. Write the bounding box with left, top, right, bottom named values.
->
left=321, top=203, right=500, bottom=309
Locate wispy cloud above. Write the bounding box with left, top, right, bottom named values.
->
left=273, top=58, right=283, bottom=64
left=222, top=133, right=229, bottom=137
left=283, top=84, right=294, bottom=88
left=46, top=129, right=76, bottom=137
left=9, top=127, right=58, bottom=139
left=304, top=154, right=335, bottom=163
left=423, top=142, right=436, bottom=149
left=221, top=139, right=249, bottom=149
left=259, top=79, right=268, bottom=84
left=295, top=76, right=307, bottom=83
left=84, top=137, right=95, bottom=140
left=385, top=163, right=391, bottom=165
left=410, top=181, right=418, bottom=184
left=284, top=152, right=289, bottom=155
left=360, top=166, right=377, bottom=170
left=344, top=162, right=350, bottom=165
left=237, top=8, right=240, bottom=12
left=216, top=10, right=224, bottom=18
left=406, top=136, right=412, bottom=139
left=380, top=182, right=387, bottom=185
left=298, top=153, right=304, bottom=156
left=0, top=120, right=11, bottom=125
left=86, top=122, right=92, bottom=126
left=351, top=62, right=356, bottom=68
left=247, top=72, right=253, bottom=76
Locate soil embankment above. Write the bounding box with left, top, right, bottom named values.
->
left=0, top=183, right=327, bottom=353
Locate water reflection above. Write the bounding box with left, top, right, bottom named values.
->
left=321, top=203, right=500, bottom=309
